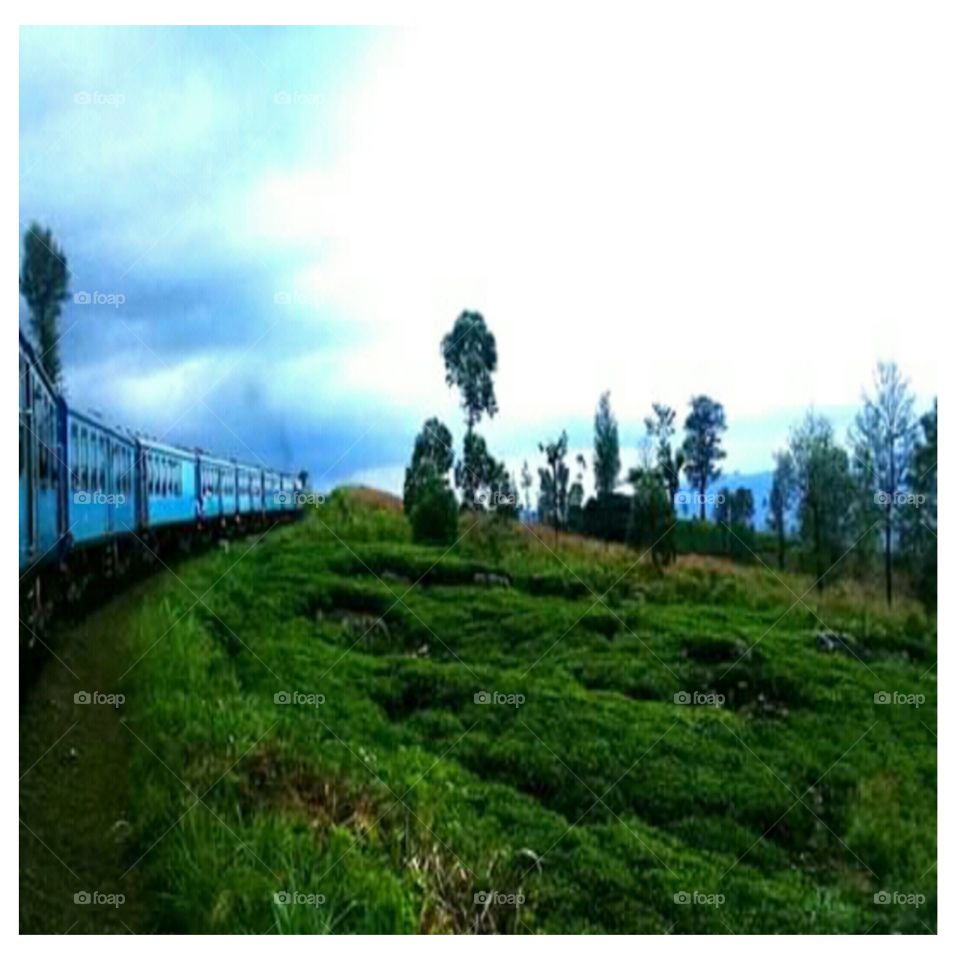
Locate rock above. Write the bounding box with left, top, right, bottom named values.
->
left=816, top=631, right=858, bottom=655
left=473, top=572, right=512, bottom=587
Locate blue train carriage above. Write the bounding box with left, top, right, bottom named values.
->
left=262, top=468, right=281, bottom=513
left=236, top=461, right=262, bottom=516
left=19, top=331, right=66, bottom=573
left=138, top=438, right=199, bottom=529
left=279, top=471, right=300, bottom=511
left=66, top=409, right=138, bottom=547
left=198, top=453, right=238, bottom=525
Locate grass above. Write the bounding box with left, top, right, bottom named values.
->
left=53, top=489, right=939, bottom=932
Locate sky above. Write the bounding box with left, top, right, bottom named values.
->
left=19, top=19, right=945, bottom=495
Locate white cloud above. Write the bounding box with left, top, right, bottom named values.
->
left=246, top=12, right=945, bottom=455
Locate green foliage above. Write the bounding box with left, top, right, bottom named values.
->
left=409, top=472, right=459, bottom=545
left=625, top=469, right=676, bottom=568
left=19, top=222, right=70, bottom=384
left=645, top=403, right=685, bottom=503
left=901, top=400, right=937, bottom=610
left=455, top=431, right=508, bottom=511
left=681, top=396, right=727, bottom=519
left=768, top=451, right=794, bottom=570
left=538, top=431, right=570, bottom=535
left=100, top=493, right=935, bottom=933
left=582, top=492, right=632, bottom=542
left=403, top=418, right=455, bottom=515
left=592, top=391, right=621, bottom=497
left=788, top=413, right=853, bottom=588
left=441, top=310, right=498, bottom=431
left=851, top=362, right=918, bottom=606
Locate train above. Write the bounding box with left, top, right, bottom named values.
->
left=19, top=329, right=301, bottom=617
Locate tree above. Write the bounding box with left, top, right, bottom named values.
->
left=592, top=391, right=621, bottom=498
left=901, top=400, right=937, bottom=609
left=644, top=403, right=685, bottom=505
left=767, top=451, right=794, bottom=570
left=455, top=431, right=504, bottom=509
left=788, top=413, right=853, bottom=591
left=538, top=431, right=570, bottom=543
left=520, top=460, right=533, bottom=519
left=441, top=311, right=501, bottom=507
left=441, top=311, right=498, bottom=433
left=404, top=418, right=455, bottom=515
left=409, top=471, right=459, bottom=545
left=729, top=487, right=755, bottom=528
left=568, top=453, right=587, bottom=532
left=851, top=362, right=917, bottom=606
left=626, top=468, right=676, bottom=571
left=20, top=222, right=70, bottom=385
left=681, top=395, right=727, bottom=520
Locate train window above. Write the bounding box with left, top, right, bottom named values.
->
left=37, top=400, right=48, bottom=485
left=99, top=436, right=107, bottom=491
left=79, top=429, right=87, bottom=490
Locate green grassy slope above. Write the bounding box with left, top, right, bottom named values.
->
left=97, top=491, right=938, bottom=932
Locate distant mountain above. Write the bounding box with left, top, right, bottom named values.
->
left=676, top=470, right=775, bottom=530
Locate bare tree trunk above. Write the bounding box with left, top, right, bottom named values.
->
left=885, top=506, right=893, bottom=606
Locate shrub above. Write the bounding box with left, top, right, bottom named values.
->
left=409, top=473, right=459, bottom=545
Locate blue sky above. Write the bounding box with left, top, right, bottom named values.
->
left=19, top=23, right=941, bottom=494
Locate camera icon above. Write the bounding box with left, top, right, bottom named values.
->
left=874, top=691, right=891, bottom=705
left=274, top=91, right=292, bottom=105
left=74, top=891, right=92, bottom=904
left=874, top=890, right=891, bottom=905
left=73, top=290, right=91, bottom=305
left=874, top=491, right=891, bottom=505
left=274, top=691, right=291, bottom=705
left=274, top=891, right=292, bottom=905
left=73, top=91, right=91, bottom=105
left=474, top=891, right=491, bottom=905
left=474, top=691, right=491, bottom=705
left=74, top=691, right=91, bottom=704
left=674, top=691, right=691, bottom=705
left=273, top=291, right=292, bottom=305
left=74, top=491, right=91, bottom=505
left=674, top=891, right=690, bottom=904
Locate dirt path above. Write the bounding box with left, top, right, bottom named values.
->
left=20, top=587, right=151, bottom=934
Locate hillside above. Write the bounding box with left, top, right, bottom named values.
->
left=21, top=490, right=936, bottom=933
